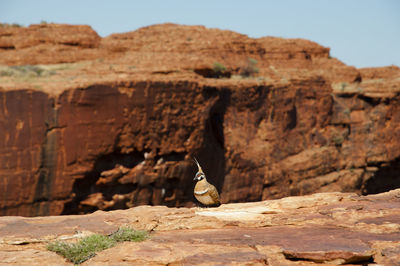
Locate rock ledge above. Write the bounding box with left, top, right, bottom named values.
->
left=0, top=189, right=399, bottom=265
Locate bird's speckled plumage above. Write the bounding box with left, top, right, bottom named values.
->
left=193, top=158, right=220, bottom=206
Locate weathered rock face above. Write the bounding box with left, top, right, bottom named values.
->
left=0, top=190, right=399, bottom=265
left=0, top=23, right=101, bottom=65
left=0, top=23, right=399, bottom=216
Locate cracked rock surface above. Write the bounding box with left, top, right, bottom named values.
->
left=0, top=189, right=399, bottom=265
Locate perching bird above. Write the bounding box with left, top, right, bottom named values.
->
left=193, top=157, right=220, bottom=206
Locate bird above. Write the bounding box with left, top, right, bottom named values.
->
left=193, top=157, right=220, bottom=207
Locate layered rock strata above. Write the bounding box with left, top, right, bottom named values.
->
left=0, top=23, right=399, bottom=216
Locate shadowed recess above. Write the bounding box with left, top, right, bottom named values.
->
left=62, top=151, right=145, bottom=214
left=362, top=156, right=400, bottom=195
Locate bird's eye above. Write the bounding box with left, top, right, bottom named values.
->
left=195, top=173, right=204, bottom=180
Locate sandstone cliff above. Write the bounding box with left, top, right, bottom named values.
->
left=0, top=23, right=399, bottom=216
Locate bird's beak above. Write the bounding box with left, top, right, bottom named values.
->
left=193, top=176, right=197, bottom=181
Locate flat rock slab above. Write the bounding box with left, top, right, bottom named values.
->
left=89, top=226, right=390, bottom=265
left=1, top=190, right=400, bottom=265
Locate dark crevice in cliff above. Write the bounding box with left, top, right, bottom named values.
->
left=210, top=112, right=225, bottom=149
left=283, top=252, right=374, bottom=265
left=193, top=67, right=232, bottom=79
left=61, top=151, right=145, bottom=215
left=0, top=46, right=16, bottom=50
left=152, top=151, right=191, bottom=207
left=33, top=98, right=59, bottom=216
left=196, top=88, right=230, bottom=197
left=357, top=94, right=381, bottom=107
left=46, top=125, right=66, bottom=132
left=285, top=104, right=297, bottom=130
left=61, top=42, right=81, bottom=47
left=154, top=151, right=185, bottom=163
left=362, top=156, right=400, bottom=195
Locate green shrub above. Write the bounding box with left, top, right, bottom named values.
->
left=240, top=57, right=259, bottom=77
left=212, top=62, right=227, bottom=78
left=0, top=65, right=43, bottom=77
left=332, top=135, right=344, bottom=146
left=47, top=234, right=113, bottom=264
left=0, top=23, right=22, bottom=28
left=47, top=227, right=148, bottom=264
left=0, top=65, right=57, bottom=79
left=110, top=227, right=148, bottom=242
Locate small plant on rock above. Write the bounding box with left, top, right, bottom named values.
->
left=212, top=62, right=228, bottom=78
left=239, top=57, right=259, bottom=77
left=0, top=23, right=22, bottom=28
left=332, top=134, right=344, bottom=146
left=109, top=227, right=148, bottom=242
left=47, top=227, right=148, bottom=264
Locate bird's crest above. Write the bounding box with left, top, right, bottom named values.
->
left=193, top=157, right=204, bottom=174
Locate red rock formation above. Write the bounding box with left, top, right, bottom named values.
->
left=0, top=190, right=399, bottom=264
left=0, top=23, right=101, bottom=65
left=0, top=23, right=399, bottom=216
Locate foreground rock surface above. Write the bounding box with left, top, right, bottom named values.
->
left=0, top=190, right=399, bottom=265
left=1, top=23, right=400, bottom=216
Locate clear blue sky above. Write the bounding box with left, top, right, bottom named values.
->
left=1, top=0, right=399, bottom=68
